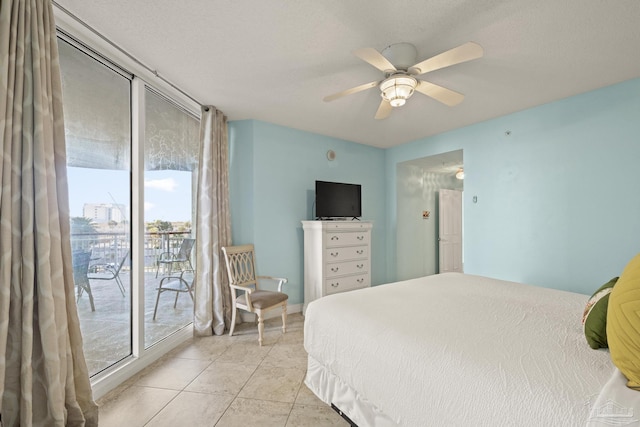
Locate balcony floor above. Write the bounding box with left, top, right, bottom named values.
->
left=76, top=270, right=194, bottom=376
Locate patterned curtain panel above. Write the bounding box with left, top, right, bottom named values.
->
left=193, top=106, right=232, bottom=336
left=0, top=1, right=98, bottom=425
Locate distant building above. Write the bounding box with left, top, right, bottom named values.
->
left=83, top=203, right=126, bottom=224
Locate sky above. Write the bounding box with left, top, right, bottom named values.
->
left=67, top=167, right=193, bottom=223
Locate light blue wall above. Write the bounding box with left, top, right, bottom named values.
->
left=386, top=78, right=640, bottom=294
left=228, top=120, right=255, bottom=245
left=228, top=120, right=387, bottom=305
left=396, top=166, right=463, bottom=280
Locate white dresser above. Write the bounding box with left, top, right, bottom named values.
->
left=302, top=220, right=373, bottom=313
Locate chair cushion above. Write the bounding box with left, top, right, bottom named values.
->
left=607, top=253, right=640, bottom=390
left=237, top=290, right=288, bottom=309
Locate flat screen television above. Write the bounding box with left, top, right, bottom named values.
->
left=315, top=180, right=361, bottom=219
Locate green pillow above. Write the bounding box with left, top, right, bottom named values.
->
left=582, top=277, right=618, bottom=349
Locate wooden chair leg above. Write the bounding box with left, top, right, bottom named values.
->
left=257, top=311, right=265, bottom=346
left=281, top=304, right=287, bottom=334
left=229, top=307, right=237, bottom=337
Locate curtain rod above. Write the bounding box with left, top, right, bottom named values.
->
left=51, top=0, right=203, bottom=108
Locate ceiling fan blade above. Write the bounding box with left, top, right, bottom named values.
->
left=375, top=99, right=392, bottom=120
left=408, top=42, right=483, bottom=75
left=353, top=48, right=397, bottom=73
left=323, top=81, right=379, bottom=102
left=415, top=80, right=465, bottom=106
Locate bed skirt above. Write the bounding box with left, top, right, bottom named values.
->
left=305, top=354, right=397, bottom=427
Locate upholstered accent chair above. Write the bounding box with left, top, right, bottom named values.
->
left=221, top=244, right=288, bottom=346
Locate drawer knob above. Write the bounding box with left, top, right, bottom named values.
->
left=357, top=264, right=364, bottom=269
left=331, top=236, right=339, bottom=241
left=357, top=278, right=364, bottom=284
left=331, top=283, right=340, bottom=287
left=331, top=267, right=339, bottom=272
left=356, top=250, right=363, bottom=255
left=330, top=252, right=339, bottom=257
left=357, top=235, right=364, bottom=241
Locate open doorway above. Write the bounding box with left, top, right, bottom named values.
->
left=396, top=149, right=463, bottom=281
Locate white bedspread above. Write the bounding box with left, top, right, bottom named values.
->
left=304, top=273, right=615, bottom=427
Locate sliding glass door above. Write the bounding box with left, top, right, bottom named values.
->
left=58, top=34, right=200, bottom=377
left=59, top=37, right=133, bottom=375
left=143, top=89, right=199, bottom=349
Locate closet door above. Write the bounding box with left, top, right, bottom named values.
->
left=438, top=189, right=463, bottom=273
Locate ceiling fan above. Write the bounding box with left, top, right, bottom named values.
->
left=323, top=41, right=483, bottom=120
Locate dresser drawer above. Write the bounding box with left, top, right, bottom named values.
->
left=324, top=274, right=369, bottom=295
left=324, top=245, right=368, bottom=262
left=326, top=232, right=370, bottom=247
left=325, top=259, right=368, bottom=278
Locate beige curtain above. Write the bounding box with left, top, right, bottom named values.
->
left=193, top=106, right=232, bottom=336
left=0, top=0, right=98, bottom=425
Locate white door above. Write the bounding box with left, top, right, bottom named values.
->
left=438, top=189, right=463, bottom=273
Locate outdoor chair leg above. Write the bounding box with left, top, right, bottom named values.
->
left=77, top=283, right=96, bottom=312
left=115, top=276, right=125, bottom=296
left=153, top=288, right=162, bottom=320
left=87, top=285, right=95, bottom=312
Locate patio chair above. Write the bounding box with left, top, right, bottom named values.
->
left=88, top=250, right=129, bottom=296
left=221, top=244, right=288, bottom=346
left=155, top=237, right=195, bottom=277
left=72, top=250, right=95, bottom=311
left=152, top=269, right=194, bottom=320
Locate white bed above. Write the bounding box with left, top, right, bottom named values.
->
left=304, top=273, right=619, bottom=426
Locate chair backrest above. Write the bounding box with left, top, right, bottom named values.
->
left=178, top=238, right=195, bottom=260
left=113, top=250, right=130, bottom=273
left=72, top=250, right=92, bottom=285
left=221, top=244, right=258, bottom=289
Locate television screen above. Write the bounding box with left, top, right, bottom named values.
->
left=315, top=181, right=361, bottom=219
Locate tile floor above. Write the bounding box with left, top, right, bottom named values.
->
left=96, top=313, right=348, bottom=426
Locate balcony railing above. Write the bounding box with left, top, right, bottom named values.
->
left=71, top=230, right=192, bottom=272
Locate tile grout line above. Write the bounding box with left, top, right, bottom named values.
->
left=213, top=337, right=273, bottom=426
left=141, top=339, right=231, bottom=426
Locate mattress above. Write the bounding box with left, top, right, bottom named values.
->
left=304, top=273, right=615, bottom=426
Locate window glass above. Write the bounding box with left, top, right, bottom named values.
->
left=144, top=89, right=199, bottom=349
left=59, top=38, right=132, bottom=376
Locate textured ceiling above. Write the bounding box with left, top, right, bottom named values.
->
left=54, top=0, right=640, bottom=148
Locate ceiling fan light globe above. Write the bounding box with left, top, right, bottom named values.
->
left=380, top=75, right=417, bottom=108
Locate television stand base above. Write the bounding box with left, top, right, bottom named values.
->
left=315, top=217, right=361, bottom=221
